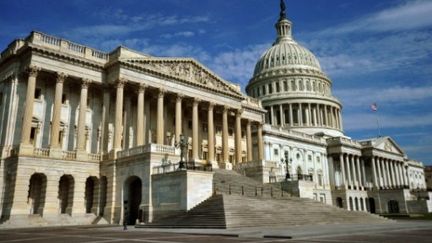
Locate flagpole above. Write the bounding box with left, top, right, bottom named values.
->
left=371, top=103, right=381, bottom=137
left=375, top=111, right=381, bottom=137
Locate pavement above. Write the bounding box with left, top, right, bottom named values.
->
left=0, top=220, right=432, bottom=242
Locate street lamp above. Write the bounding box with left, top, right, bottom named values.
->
left=175, top=134, right=189, bottom=170
left=283, top=151, right=290, bottom=181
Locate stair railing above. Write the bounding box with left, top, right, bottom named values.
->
left=213, top=183, right=290, bottom=199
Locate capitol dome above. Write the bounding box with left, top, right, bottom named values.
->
left=253, top=21, right=322, bottom=76
left=246, top=1, right=344, bottom=137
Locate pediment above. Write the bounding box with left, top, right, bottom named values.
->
left=374, top=137, right=405, bottom=155
left=122, top=58, right=243, bottom=98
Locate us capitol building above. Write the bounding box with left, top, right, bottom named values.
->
left=0, top=1, right=430, bottom=227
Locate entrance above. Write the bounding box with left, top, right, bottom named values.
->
left=336, top=197, right=343, bottom=208
left=369, top=198, right=376, bottom=213
left=28, top=173, right=47, bottom=215
left=388, top=200, right=400, bottom=214
left=124, top=176, right=142, bottom=225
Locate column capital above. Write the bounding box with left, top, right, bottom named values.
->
left=158, top=88, right=166, bottom=97
left=27, top=66, right=41, bottom=77
left=56, top=72, right=67, bottom=83
left=176, top=94, right=184, bottom=102
left=138, top=83, right=147, bottom=93
left=81, top=78, right=91, bottom=88
left=116, top=78, right=127, bottom=88
left=236, top=108, right=244, bottom=116
left=223, top=105, right=230, bottom=112
left=193, top=97, right=201, bottom=104
left=208, top=102, right=216, bottom=110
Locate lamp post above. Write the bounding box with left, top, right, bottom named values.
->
left=283, top=151, right=290, bottom=181
left=175, top=134, right=189, bottom=170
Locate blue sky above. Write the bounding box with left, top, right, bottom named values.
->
left=0, top=0, right=431, bottom=164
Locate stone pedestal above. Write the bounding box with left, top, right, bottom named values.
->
left=18, top=144, right=33, bottom=156
left=220, top=162, right=233, bottom=170
left=49, top=148, right=63, bottom=159
left=76, top=150, right=88, bottom=161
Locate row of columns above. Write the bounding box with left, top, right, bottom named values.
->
left=371, top=157, right=408, bottom=189
left=339, top=154, right=366, bottom=190
left=266, top=103, right=342, bottom=130
left=19, top=68, right=265, bottom=163
left=20, top=68, right=92, bottom=153
left=114, top=80, right=263, bottom=162
left=110, top=79, right=265, bottom=164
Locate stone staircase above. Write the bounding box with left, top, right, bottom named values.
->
left=140, top=170, right=390, bottom=229
left=213, top=169, right=290, bottom=199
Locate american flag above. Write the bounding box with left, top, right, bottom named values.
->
left=371, top=103, right=378, bottom=112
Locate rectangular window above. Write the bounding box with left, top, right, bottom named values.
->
left=188, top=120, right=192, bottom=129
left=61, top=94, right=67, bottom=104
left=268, top=84, right=273, bottom=94
left=228, top=128, right=233, bottom=136
left=262, top=86, right=266, bottom=95
left=284, top=81, right=288, bottom=91
left=202, top=123, right=208, bottom=132
left=34, top=88, right=42, bottom=99
left=276, top=82, right=280, bottom=92
left=274, top=149, right=279, bottom=156
left=30, top=127, right=36, bottom=145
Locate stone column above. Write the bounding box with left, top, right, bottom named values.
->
left=395, top=162, right=401, bottom=187
left=356, top=156, right=362, bottom=189
left=361, top=158, right=367, bottom=189
left=385, top=159, right=392, bottom=188
left=20, top=66, right=40, bottom=147
left=113, top=80, right=125, bottom=151
left=393, top=161, right=400, bottom=187
left=270, top=105, right=274, bottom=125
left=339, top=110, right=343, bottom=131
left=257, top=123, right=264, bottom=161
left=340, top=154, right=347, bottom=188
left=101, top=86, right=111, bottom=153
left=192, top=98, right=199, bottom=161
left=350, top=155, right=357, bottom=188
left=375, top=157, right=386, bottom=188
left=372, top=157, right=379, bottom=188
left=136, top=84, right=146, bottom=146
left=156, top=89, right=165, bottom=145
left=298, top=104, right=303, bottom=126
left=222, top=106, right=229, bottom=163
left=308, top=103, right=312, bottom=126
left=175, top=95, right=183, bottom=143
left=346, top=154, right=352, bottom=188
left=208, top=103, right=215, bottom=164
left=235, top=109, right=242, bottom=164
left=313, top=106, right=318, bottom=126
left=289, top=103, right=293, bottom=126
left=279, top=104, right=284, bottom=126
left=77, top=79, right=90, bottom=151
left=246, top=120, right=252, bottom=162
left=50, top=73, right=66, bottom=148
left=398, top=162, right=405, bottom=187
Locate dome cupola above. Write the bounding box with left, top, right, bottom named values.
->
left=246, top=0, right=344, bottom=137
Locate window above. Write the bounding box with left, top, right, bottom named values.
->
left=216, top=126, right=222, bottom=134
left=0, top=92, right=3, bottom=106
left=274, top=149, right=279, bottom=156
left=276, top=82, right=280, bottom=92
left=284, top=81, right=288, bottom=91
left=34, top=88, right=42, bottom=99
left=268, top=84, right=273, bottom=94
left=188, top=120, right=192, bottom=129
left=308, top=155, right=312, bottom=162
left=61, top=94, right=67, bottom=104
left=228, top=128, right=233, bottom=136
left=202, top=123, right=208, bottom=132
left=262, top=86, right=266, bottom=95
left=30, top=127, right=37, bottom=145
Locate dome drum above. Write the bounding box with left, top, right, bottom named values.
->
left=246, top=8, right=344, bottom=137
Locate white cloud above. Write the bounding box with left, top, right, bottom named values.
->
left=343, top=113, right=432, bottom=131
left=321, top=0, right=432, bottom=34
left=64, top=12, right=209, bottom=39
left=208, top=44, right=269, bottom=85
left=161, top=31, right=196, bottom=39
left=335, top=85, right=432, bottom=108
